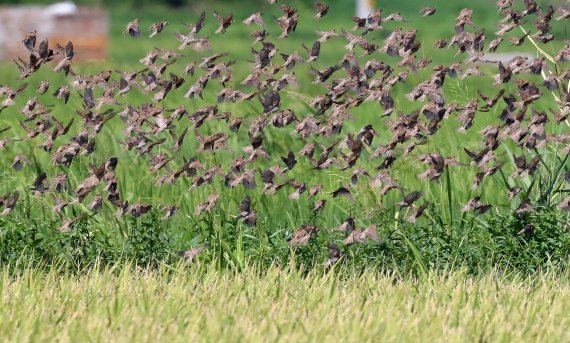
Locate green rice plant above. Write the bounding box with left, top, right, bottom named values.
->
left=0, top=0, right=569, bottom=274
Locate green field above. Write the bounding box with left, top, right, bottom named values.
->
left=0, top=0, right=569, bottom=341
left=0, top=0, right=568, bottom=273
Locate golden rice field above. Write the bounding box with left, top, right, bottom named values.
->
left=1, top=265, right=569, bottom=342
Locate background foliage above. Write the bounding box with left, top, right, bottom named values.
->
left=0, top=0, right=568, bottom=274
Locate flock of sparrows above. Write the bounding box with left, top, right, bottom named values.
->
left=0, top=0, right=569, bottom=264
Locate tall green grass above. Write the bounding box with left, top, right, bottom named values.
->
left=0, top=1, right=569, bottom=273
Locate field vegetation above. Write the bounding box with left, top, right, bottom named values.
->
left=1, top=265, right=569, bottom=342
left=0, top=0, right=569, bottom=274
left=0, top=1, right=570, bottom=280
left=0, top=0, right=569, bottom=341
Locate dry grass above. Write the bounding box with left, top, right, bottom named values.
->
left=1, top=265, right=569, bottom=342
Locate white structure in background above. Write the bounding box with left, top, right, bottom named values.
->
left=45, top=1, right=78, bottom=16
left=356, top=0, right=375, bottom=18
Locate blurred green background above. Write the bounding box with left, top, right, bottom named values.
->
left=0, top=0, right=568, bottom=272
